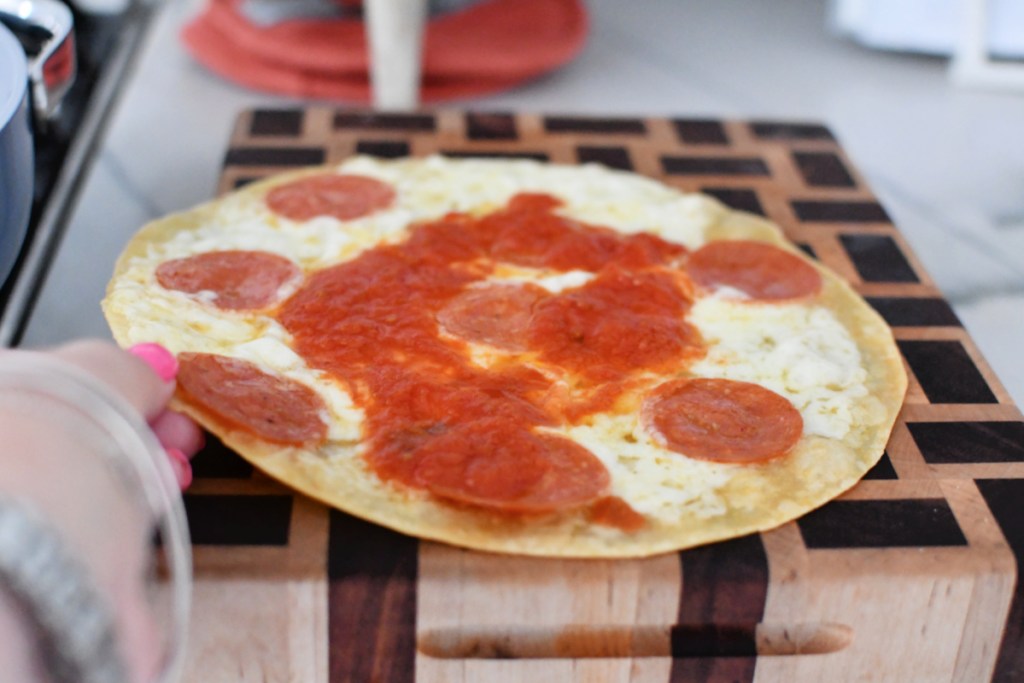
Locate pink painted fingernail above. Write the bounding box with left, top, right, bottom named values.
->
left=128, top=343, right=178, bottom=382
left=166, top=448, right=193, bottom=490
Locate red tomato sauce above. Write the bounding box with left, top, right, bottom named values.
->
left=589, top=496, right=647, bottom=532
left=528, top=267, right=700, bottom=383
left=277, top=193, right=699, bottom=513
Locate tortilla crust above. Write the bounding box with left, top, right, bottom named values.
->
left=103, top=159, right=907, bottom=558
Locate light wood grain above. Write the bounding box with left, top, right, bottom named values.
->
left=184, top=576, right=328, bottom=683
left=186, top=109, right=1022, bottom=682
left=416, top=544, right=679, bottom=683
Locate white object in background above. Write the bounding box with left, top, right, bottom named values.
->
left=830, top=0, right=1024, bottom=92
left=365, top=0, right=428, bottom=110
left=829, top=0, right=1024, bottom=57
left=951, top=0, right=1024, bottom=91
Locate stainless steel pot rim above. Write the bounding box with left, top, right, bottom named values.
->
left=0, top=0, right=75, bottom=121
left=0, top=22, right=27, bottom=126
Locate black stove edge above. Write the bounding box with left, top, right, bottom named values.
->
left=0, top=0, right=159, bottom=347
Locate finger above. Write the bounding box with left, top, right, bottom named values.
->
left=165, top=448, right=193, bottom=490
left=48, top=340, right=176, bottom=421
left=126, top=342, right=179, bottom=383
left=150, top=410, right=205, bottom=458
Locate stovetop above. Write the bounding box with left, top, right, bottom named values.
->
left=0, top=0, right=157, bottom=345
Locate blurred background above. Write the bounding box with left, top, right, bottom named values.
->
left=6, top=0, right=1024, bottom=407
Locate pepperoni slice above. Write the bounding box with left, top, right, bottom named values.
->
left=644, top=378, right=802, bottom=463
left=266, top=173, right=395, bottom=222
left=177, top=353, right=327, bottom=445
left=413, top=422, right=610, bottom=513
left=437, top=283, right=546, bottom=351
left=156, top=250, right=300, bottom=310
left=687, top=240, right=821, bottom=300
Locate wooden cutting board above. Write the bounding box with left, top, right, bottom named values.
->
left=178, top=109, right=1024, bottom=683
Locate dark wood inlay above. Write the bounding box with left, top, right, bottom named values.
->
left=190, top=434, right=254, bottom=479
left=898, top=340, right=998, bottom=404
left=184, top=495, right=292, bottom=546
left=328, top=512, right=417, bottom=683
left=441, top=150, right=550, bottom=162
left=793, top=151, right=856, bottom=188
left=862, top=451, right=898, bottom=480
left=355, top=139, right=411, bottom=158
left=224, top=147, right=326, bottom=167
left=466, top=112, right=518, bottom=140
left=841, top=234, right=919, bottom=283
left=670, top=534, right=767, bottom=681
left=701, top=187, right=766, bottom=216
left=794, top=200, right=891, bottom=223
left=909, top=422, right=1024, bottom=463
left=543, top=116, right=646, bottom=134
left=576, top=145, right=633, bottom=171
left=866, top=297, right=962, bottom=327
left=672, top=119, right=729, bottom=145
left=232, top=176, right=262, bottom=190
left=670, top=625, right=758, bottom=657
left=797, top=242, right=818, bottom=259
left=751, top=121, right=835, bottom=141
left=977, top=479, right=1024, bottom=683
left=250, top=109, right=304, bottom=137
left=333, top=111, right=437, bottom=132
left=662, top=156, right=769, bottom=176
left=799, top=499, right=968, bottom=548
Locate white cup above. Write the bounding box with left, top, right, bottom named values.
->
left=0, top=355, right=191, bottom=683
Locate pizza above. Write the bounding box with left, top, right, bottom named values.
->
left=102, top=155, right=907, bottom=558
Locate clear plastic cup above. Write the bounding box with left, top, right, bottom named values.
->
left=0, top=354, right=191, bottom=683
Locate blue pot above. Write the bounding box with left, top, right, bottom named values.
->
left=0, top=22, right=32, bottom=287
left=0, top=0, right=75, bottom=288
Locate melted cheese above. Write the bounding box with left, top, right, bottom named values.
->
left=549, top=417, right=731, bottom=522
left=108, top=155, right=875, bottom=527
left=688, top=296, right=872, bottom=440
left=490, top=266, right=595, bottom=293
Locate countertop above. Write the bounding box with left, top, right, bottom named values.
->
left=21, top=0, right=1024, bottom=407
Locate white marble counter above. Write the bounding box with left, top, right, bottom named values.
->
left=23, top=0, right=1024, bottom=406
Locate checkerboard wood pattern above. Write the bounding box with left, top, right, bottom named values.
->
left=180, top=109, right=1024, bottom=682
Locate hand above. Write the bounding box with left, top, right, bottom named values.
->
left=0, top=339, right=201, bottom=682
left=44, top=339, right=204, bottom=488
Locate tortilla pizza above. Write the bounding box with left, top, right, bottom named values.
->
left=103, top=155, right=907, bottom=558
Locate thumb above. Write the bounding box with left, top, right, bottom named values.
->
left=48, top=340, right=177, bottom=421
